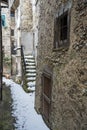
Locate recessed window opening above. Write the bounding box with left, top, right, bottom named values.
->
left=54, top=10, right=70, bottom=48
left=11, top=29, right=14, bottom=36
left=60, top=13, right=67, bottom=40
left=11, top=10, right=15, bottom=17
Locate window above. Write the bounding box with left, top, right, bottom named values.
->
left=60, top=12, right=68, bottom=41
left=11, top=29, right=14, bottom=36
left=11, top=42, right=16, bottom=55
left=11, top=10, right=15, bottom=17
left=1, top=15, right=6, bottom=27
left=54, top=10, right=70, bottom=48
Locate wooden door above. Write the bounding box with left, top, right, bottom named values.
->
left=42, top=74, right=51, bottom=122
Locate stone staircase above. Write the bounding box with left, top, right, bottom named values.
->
left=24, top=55, right=36, bottom=91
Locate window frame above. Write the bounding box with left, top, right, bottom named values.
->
left=54, top=9, right=71, bottom=49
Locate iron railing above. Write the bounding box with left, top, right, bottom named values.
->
left=21, top=45, right=26, bottom=86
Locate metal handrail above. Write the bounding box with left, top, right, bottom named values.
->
left=21, top=45, right=26, bottom=75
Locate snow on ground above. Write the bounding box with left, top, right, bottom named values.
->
left=3, top=77, right=50, bottom=130
left=27, top=80, right=35, bottom=91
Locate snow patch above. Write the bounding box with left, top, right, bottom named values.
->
left=27, top=81, right=36, bottom=87
left=3, top=77, right=50, bottom=130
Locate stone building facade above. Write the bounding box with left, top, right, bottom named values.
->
left=9, top=0, right=21, bottom=78
left=35, top=0, right=87, bottom=130
left=2, top=4, right=11, bottom=76
left=9, top=0, right=33, bottom=79
left=20, top=0, right=33, bottom=55
left=32, top=0, right=40, bottom=63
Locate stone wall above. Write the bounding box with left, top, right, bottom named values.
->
left=2, top=6, right=11, bottom=76
left=32, top=0, right=40, bottom=62
left=35, top=0, right=87, bottom=130
left=20, top=0, right=33, bottom=31
left=20, top=0, right=33, bottom=55
left=2, top=7, right=11, bottom=57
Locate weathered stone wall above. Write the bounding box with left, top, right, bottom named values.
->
left=20, top=0, right=33, bottom=55
left=20, top=0, right=33, bottom=31
left=35, top=0, right=87, bottom=130
left=2, top=7, right=11, bottom=57
left=32, top=0, right=40, bottom=63
left=2, top=6, right=11, bottom=76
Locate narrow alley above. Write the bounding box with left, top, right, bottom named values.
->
left=3, top=77, right=50, bottom=130
left=0, top=0, right=87, bottom=130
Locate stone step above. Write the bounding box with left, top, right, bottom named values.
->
left=27, top=79, right=36, bottom=82
left=26, top=69, right=36, bottom=73
left=24, top=55, right=34, bottom=59
left=25, top=59, right=35, bottom=62
left=26, top=73, right=36, bottom=77
left=26, top=68, right=36, bottom=71
left=26, top=75, right=36, bottom=78
left=24, top=55, right=36, bottom=90
left=27, top=81, right=36, bottom=87
left=26, top=66, right=36, bottom=69
left=27, top=77, right=36, bottom=81
left=27, top=86, right=35, bottom=91
left=26, top=62, right=36, bottom=66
